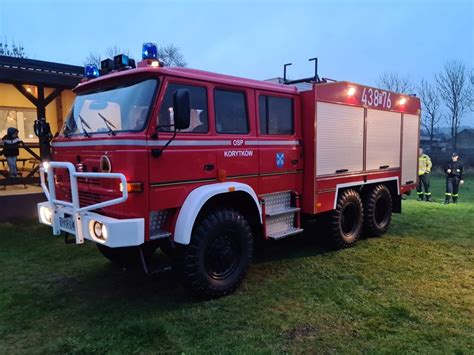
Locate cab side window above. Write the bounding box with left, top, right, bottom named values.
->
left=158, top=83, right=208, bottom=133
left=259, top=95, right=294, bottom=135
left=214, top=89, right=249, bottom=134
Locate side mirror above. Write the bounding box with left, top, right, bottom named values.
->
left=173, top=89, right=191, bottom=130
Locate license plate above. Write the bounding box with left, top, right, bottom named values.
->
left=59, top=216, right=75, bottom=232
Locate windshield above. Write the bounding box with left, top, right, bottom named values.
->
left=63, top=79, right=158, bottom=136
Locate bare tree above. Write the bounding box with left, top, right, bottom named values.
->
left=470, top=69, right=474, bottom=111
left=377, top=72, right=414, bottom=94
left=436, top=60, right=472, bottom=147
left=84, top=44, right=186, bottom=68
left=158, top=44, right=187, bottom=67
left=418, top=78, right=442, bottom=146
left=105, top=46, right=130, bottom=59
left=84, top=52, right=102, bottom=67
left=0, top=39, right=27, bottom=58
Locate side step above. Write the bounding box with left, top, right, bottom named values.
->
left=262, top=191, right=303, bottom=240
left=150, top=210, right=172, bottom=240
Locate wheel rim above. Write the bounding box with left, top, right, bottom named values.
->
left=204, top=230, right=241, bottom=280
left=341, top=202, right=359, bottom=235
left=374, top=194, right=390, bottom=226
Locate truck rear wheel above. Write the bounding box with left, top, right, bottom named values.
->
left=329, top=189, right=363, bottom=249
left=97, top=243, right=157, bottom=267
left=183, top=209, right=253, bottom=299
left=363, top=184, right=392, bottom=237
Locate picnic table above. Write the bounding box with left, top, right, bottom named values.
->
left=0, top=143, right=41, bottom=189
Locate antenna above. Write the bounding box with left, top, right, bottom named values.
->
left=283, top=63, right=292, bottom=83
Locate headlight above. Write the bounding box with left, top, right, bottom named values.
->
left=89, top=220, right=108, bottom=242
left=40, top=206, right=53, bottom=224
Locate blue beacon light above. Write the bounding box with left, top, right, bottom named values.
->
left=84, top=64, right=100, bottom=79
left=142, top=43, right=158, bottom=60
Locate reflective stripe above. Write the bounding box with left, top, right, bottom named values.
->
left=3, top=138, right=21, bottom=144
left=52, top=139, right=147, bottom=147
left=51, top=139, right=299, bottom=148
left=416, top=192, right=423, bottom=195
left=245, top=140, right=300, bottom=146
left=425, top=192, right=432, bottom=195
left=452, top=194, right=459, bottom=197
left=148, top=140, right=231, bottom=147
left=445, top=193, right=452, bottom=196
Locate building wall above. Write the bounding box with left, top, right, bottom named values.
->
left=456, top=132, right=474, bottom=150
left=0, top=83, right=75, bottom=164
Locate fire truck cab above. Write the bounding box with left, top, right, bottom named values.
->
left=38, top=44, right=420, bottom=298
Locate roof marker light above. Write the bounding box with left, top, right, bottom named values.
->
left=84, top=64, right=99, bottom=79
left=142, top=42, right=158, bottom=60
left=347, top=87, right=356, bottom=96
left=399, top=97, right=407, bottom=105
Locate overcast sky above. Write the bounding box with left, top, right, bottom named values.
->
left=1, top=0, right=473, bottom=125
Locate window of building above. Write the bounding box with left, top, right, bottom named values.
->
left=214, top=89, right=249, bottom=134
left=158, top=83, right=208, bottom=133
left=259, top=95, right=294, bottom=135
left=0, top=107, right=37, bottom=142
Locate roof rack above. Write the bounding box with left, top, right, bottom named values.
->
left=282, top=57, right=324, bottom=85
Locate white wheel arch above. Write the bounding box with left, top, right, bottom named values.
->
left=173, top=182, right=262, bottom=245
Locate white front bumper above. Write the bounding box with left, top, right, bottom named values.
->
left=38, top=161, right=143, bottom=248
left=38, top=202, right=144, bottom=247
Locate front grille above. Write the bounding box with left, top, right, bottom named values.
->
left=79, top=191, right=103, bottom=209
left=77, top=177, right=100, bottom=185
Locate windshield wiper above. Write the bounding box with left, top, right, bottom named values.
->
left=97, top=113, right=117, bottom=136
left=78, top=114, right=91, bottom=137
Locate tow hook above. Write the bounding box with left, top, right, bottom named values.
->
left=64, top=233, right=76, bottom=244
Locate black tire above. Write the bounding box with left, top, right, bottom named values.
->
left=329, top=189, right=363, bottom=249
left=363, top=184, right=392, bottom=237
left=183, top=209, right=253, bottom=299
left=97, top=242, right=158, bottom=268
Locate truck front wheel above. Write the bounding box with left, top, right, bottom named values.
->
left=363, top=184, right=392, bottom=237
left=330, top=189, right=363, bottom=249
left=183, top=209, right=254, bottom=299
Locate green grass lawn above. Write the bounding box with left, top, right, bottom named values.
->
left=1, top=174, right=473, bottom=354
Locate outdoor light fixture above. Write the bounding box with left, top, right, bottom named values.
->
left=114, top=54, right=128, bottom=68
left=347, top=87, right=356, bottom=96
left=84, top=64, right=100, bottom=79
left=142, top=42, right=158, bottom=60
left=101, top=58, right=114, bottom=72
left=113, top=54, right=136, bottom=70
left=89, top=220, right=108, bottom=242
left=39, top=206, right=53, bottom=225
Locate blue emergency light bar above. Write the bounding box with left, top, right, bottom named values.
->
left=142, top=42, right=158, bottom=60
left=84, top=64, right=100, bottom=79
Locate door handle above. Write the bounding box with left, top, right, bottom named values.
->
left=204, top=164, right=215, bottom=171
left=291, top=159, right=298, bottom=165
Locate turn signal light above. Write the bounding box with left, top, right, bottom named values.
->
left=120, top=182, right=143, bottom=193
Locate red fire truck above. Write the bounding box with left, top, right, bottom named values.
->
left=38, top=43, right=420, bottom=298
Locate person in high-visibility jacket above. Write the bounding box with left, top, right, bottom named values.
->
left=417, top=148, right=432, bottom=201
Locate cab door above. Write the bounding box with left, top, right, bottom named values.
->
left=255, top=91, right=303, bottom=194
left=211, top=86, right=259, bottom=193
left=147, top=78, right=216, bottom=211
